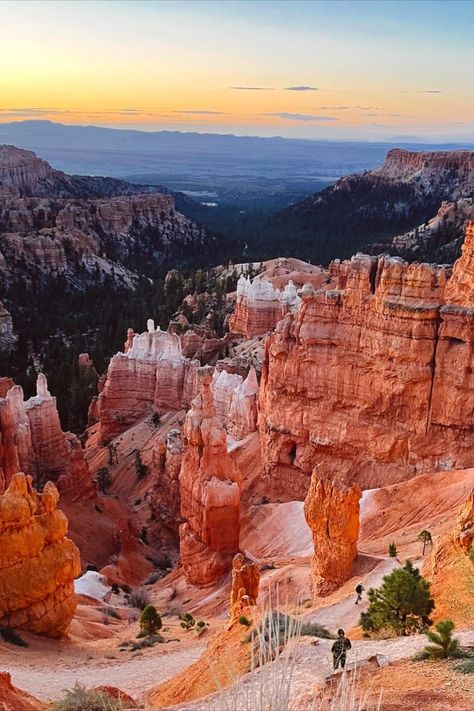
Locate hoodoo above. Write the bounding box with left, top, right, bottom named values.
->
left=179, top=366, right=241, bottom=586
left=304, top=471, right=361, bottom=596
left=0, top=473, right=80, bottom=637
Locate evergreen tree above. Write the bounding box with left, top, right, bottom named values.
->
left=96, top=466, right=112, bottom=495
left=140, top=605, right=162, bottom=636
left=418, top=530, right=432, bottom=555
left=360, top=560, right=434, bottom=636
left=424, top=619, right=460, bottom=659
left=388, top=542, right=398, bottom=558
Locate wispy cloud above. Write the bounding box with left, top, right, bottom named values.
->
left=173, top=110, right=226, bottom=115
left=363, top=112, right=412, bottom=118
left=418, top=90, right=442, bottom=94
left=263, top=112, right=338, bottom=122
left=284, top=85, right=318, bottom=92
left=317, top=105, right=380, bottom=111
left=230, top=86, right=274, bottom=91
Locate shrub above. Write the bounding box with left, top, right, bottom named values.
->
left=469, top=545, right=474, bottom=564
left=150, top=412, right=161, bottom=427
left=360, top=560, right=434, bottom=636
left=99, top=606, right=121, bottom=620
left=51, top=683, right=124, bottom=710
left=239, top=615, right=251, bottom=627
left=127, top=587, right=150, bottom=610
left=455, top=657, right=474, bottom=674
left=424, top=619, right=460, bottom=659
left=144, top=571, right=161, bottom=586
left=110, top=583, right=120, bottom=595
left=196, top=620, right=206, bottom=628
left=180, top=612, right=195, bottom=630
left=388, top=542, right=397, bottom=557
left=140, top=605, right=162, bottom=636
left=300, top=621, right=332, bottom=639
left=134, top=450, right=147, bottom=478
left=0, top=627, right=28, bottom=647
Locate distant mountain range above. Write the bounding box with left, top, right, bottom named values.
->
left=0, top=121, right=473, bottom=206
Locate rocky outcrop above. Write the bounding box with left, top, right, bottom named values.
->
left=151, top=428, right=183, bottom=542
left=212, top=367, right=259, bottom=440
left=453, top=489, right=474, bottom=554
left=229, top=276, right=300, bottom=338
left=96, top=320, right=200, bottom=442
left=373, top=149, right=474, bottom=196
left=304, top=472, right=361, bottom=596
left=0, top=672, right=46, bottom=711
left=259, top=222, right=474, bottom=499
left=0, top=473, right=80, bottom=636
left=179, top=366, right=240, bottom=586
left=0, top=299, right=14, bottom=352
left=229, top=552, right=260, bottom=622
left=0, top=374, right=91, bottom=496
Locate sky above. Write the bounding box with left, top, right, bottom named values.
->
left=0, top=0, right=473, bottom=141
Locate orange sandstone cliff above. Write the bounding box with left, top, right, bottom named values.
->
left=259, top=222, right=474, bottom=500
left=0, top=473, right=80, bottom=636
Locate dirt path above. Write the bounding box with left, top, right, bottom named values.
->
left=5, top=643, right=206, bottom=704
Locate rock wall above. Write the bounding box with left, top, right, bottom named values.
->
left=304, top=472, right=361, bottom=596
left=179, top=366, right=240, bottom=586
left=96, top=320, right=200, bottom=443
left=150, top=428, right=183, bottom=542
left=0, top=374, right=91, bottom=496
left=229, top=276, right=300, bottom=338
left=0, top=473, right=80, bottom=637
left=259, top=222, right=474, bottom=499
left=212, top=367, right=259, bottom=440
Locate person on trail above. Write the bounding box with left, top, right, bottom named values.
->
left=355, top=582, right=364, bottom=605
left=331, top=629, right=352, bottom=670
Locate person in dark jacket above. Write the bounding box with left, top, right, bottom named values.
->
left=355, top=582, right=364, bottom=604
left=331, top=628, right=352, bottom=670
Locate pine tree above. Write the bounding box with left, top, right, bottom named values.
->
left=388, top=542, right=397, bottom=557
left=418, top=530, right=432, bottom=555
left=96, top=466, right=112, bottom=495
left=424, top=619, right=460, bottom=659
left=360, top=560, right=434, bottom=636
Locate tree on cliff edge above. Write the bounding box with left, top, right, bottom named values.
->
left=360, top=560, right=434, bottom=636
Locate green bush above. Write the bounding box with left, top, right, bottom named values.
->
left=469, top=545, right=474, bottom=564
left=424, top=619, right=460, bottom=659
left=455, top=657, right=474, bottom=674
left=140, top=605, right=162, bottom=636
left=388, top=542, right=397, bottom=557
left=180, top=612, right=195, bottom=630
left=51, top=683, right=123, bottom=710
left=0, top=627, right=28, bottom=647
left=360, top=560, right=434, bottom=636
left=239, top=615, right=251, bottom=627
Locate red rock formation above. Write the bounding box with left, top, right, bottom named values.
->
left=0, top=374, right=92, bottom=496
left=151, top=428, right=183, bottom=542
left=96, top=320, right=200, bottom=443
left=229, top=276, right=285, bottom=338
left=212, top=367, right=259, bottom=440
left=230, top=552, right=260, bottom=622
left=453, top=489, right=474, bottom=553
left=0, top=473, right=80, bottom=636
left=179, top=366, right=240, bottom=585
left=304, top=471, right=361, bottom=596
left=259, top=222, right=474, bottom=499
left=0, top=672, right=46, bottom=711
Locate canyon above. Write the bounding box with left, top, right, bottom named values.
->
left=0, top=147, right=473, bottom=711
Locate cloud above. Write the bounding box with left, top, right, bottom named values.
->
left=363, top=112, right=412, bottom=118
left=418, top=90, right=442, bottom=94
left=263, top=112, right=338, bottom=122
left=284, top=85, right=318, bottom=92
left=173, top=110, right=226, bottom=115
left=230, top=86, right=274, bottom=91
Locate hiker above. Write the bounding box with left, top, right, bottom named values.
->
left=331, top=628, right=352, bottom=670
left=355, top=582, right=364, bottom=605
